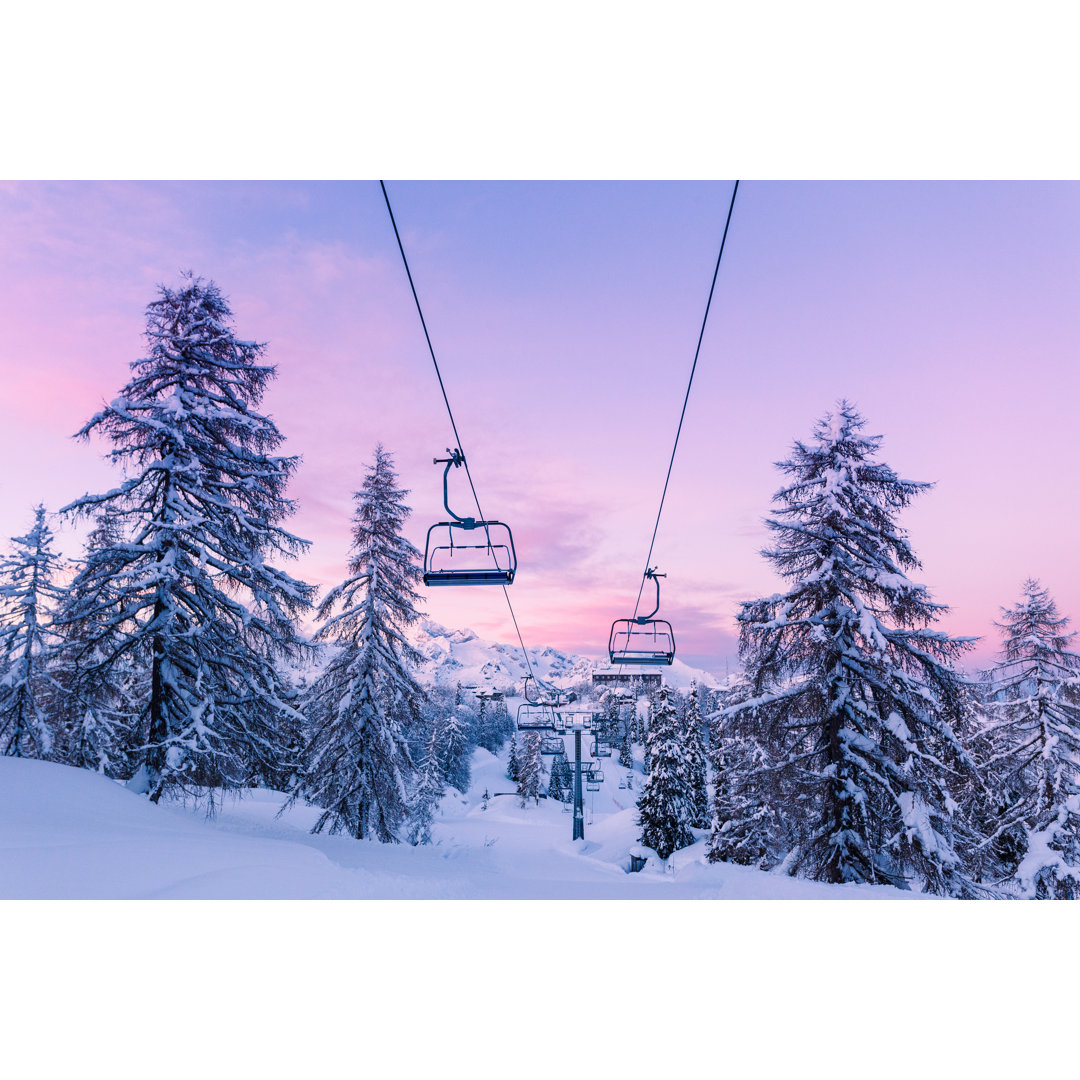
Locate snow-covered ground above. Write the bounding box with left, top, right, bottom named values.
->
left=0, top=749, right=920, bottom=900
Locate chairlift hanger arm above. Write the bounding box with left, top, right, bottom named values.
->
left=434, top=448, right=476, bottom=526
left=636, top=567, right=665, bottom=623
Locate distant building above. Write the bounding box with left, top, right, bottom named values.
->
left=591, top=669, right=661, bottom=689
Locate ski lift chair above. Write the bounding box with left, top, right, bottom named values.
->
left=516, top=702, right=556, bottom=731
left=540, top=735, right=565, bottom=755
left=608, top=568, right=675, bottom=665
left=423, top=450, right=517, bottom=586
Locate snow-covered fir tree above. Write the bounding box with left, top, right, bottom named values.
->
left=618, top=725, right=633, bottom=770
left=475, top=694, right=512, bottom=753
left=547, top=755, right=565, bottom=802
left=294, top=445, right=426, bottom=841
left=683, top=684, right=710, bottom=829
left=641, top=694, right=657, bottom=775
left=51, top=512, right=141, bottom=775
left=61, top=275, right=314, bottom=801
left=517, top=731, right=542, bottom=807
left=707, top=686, right=781, bottom=868
left=506, top=734, right=520, bottom=782
left=637, top=685, right=695, bottom=860
left=409, top=721, right=445, bottom=846
left=971, top=580, right=1080, bottom=897
left=490, top=697, right=514, bottom=749
left=0, top=507, right=66, bottom=758
left=726, top=402, right=975, bottom=893
left=438, top=707, right=472, bottom=794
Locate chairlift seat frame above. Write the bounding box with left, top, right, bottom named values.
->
left=516, top=702, right=557, bottom=731
left=423, top=520, right=516, bottom=587
left=607, top=568, right=675, bottom=666
left=540, top=735, right=565, bottom=755
left=607, top=618, right=676, bottom=666
left=423, top=449, right=517, bottom=587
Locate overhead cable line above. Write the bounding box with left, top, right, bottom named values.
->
left=379, top=180, right=536, bottom=680
left=632, top=179, right=740, bottom=621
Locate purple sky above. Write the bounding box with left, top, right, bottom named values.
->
left=1, top=181, right=1077, bottom=673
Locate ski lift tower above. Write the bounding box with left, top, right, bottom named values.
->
left=554, top=710, right=600, bottom=842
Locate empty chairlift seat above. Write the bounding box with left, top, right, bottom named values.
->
left=607, top=567, right=675, bottom=666
left=422, top=448, right=517, bottom=587
left=517, top=703, right=557, bottom=731
left=424, top=520, right=517, bottom=586
left=608, top=619, right=675, bottom=665
left=540, top=735, right=566, bottom=756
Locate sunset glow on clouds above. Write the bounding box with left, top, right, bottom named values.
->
left=1, top=181, right=1078, bottom=673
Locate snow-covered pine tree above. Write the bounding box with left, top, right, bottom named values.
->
left=506, top=734, right=520, bottom=782
left=707, top=690, right=782, bottom=869
left=517, top=731, right=542, bottom=807
left=475, top=695, right=510, bottom=753
left=0, top=507, right=66, bottom=758
left=62, top=275, right=314, bottom=801
left=51, top=511, right=141, bottom=775
left=729, top=402, right=975, bottom=893
left=683, top=683, right=710, bottom=829
left=438, top=707, right=472, bottom=794
left=636, top=685, right=695, bottom=860
left=295, top=445, right=426, bottom=841
left=547, top=756, right=565, bottom=802
left=490, top=697, right=514, bottom=749
left=642, top=692, right=657, bottom=773
left=972, top=580, right=1080, bottom=897
left=618, top=725, right=633, bottom=770
left=409, top=720, right=445, bottom=846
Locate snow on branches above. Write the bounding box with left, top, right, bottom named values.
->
left=0, top=507, right=67, bottom=758
left=293, top=445, right=426, bottom=841
left=61, top=274, right=315, bottom=802
left=718, top=401, right=976, bottom=893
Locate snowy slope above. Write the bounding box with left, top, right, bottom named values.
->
left=0, top=756, right=922, bottom=900
left=411, top=618, right=716, bottom=693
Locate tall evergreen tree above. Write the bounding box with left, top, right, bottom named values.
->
left=409, top=720, right=445, bottom=846
left=506, top=733, right=520, bottom=783
left=294, top=445, right=426, bottom=841
left=517, top=731, right=542, bottom=807
left=61, top=275, right=314, bottom=801
left=683, top=684, right=710, bottom=829
left=618, top=724, right=633, bottom=770
left=642, top=694, right=657, bottom=775
left=727, top=402, right=975, bottom=893
left=475, top=694, right=511, bottom=753
left=972, top=580, right=1080, bottom=897
left=52, top=511, right=142, bottom=775
left=707, top=685, right=782, bottom=868
left=438, top=707, right=472, bottom=794
left=0, top=507, right=66, bottom=758
left=547, top=754, right=566, bottom=802
left=637, top=685, right=695, bottom=859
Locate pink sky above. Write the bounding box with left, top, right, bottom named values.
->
left=1, top=181, right=1078, bottom=673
